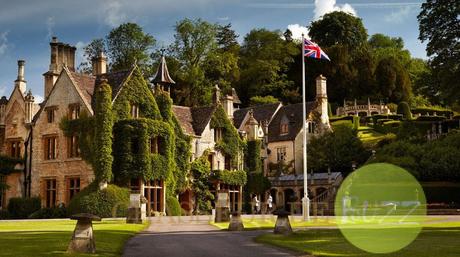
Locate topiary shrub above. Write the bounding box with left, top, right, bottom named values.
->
left=28, top=206, right=67, bottom=219
left=7, top=197, right=41, bottom=219
left=67, top=183, right=129, bottom=218
left=166, top=196, right=181, bottom=216
left=397, top=101, right=412, bottom=120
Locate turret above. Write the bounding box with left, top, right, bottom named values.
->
left=152, top=55, right=175, bottom=94
left=92, top=52, right=107, bottom=76
left=24, top=90, right=35, bottom=123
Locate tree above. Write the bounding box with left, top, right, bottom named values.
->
left=369, top=33, right=404, bottom=49
left=249, top=95, right=279, bottom=106
left=170, top=18, right=218, bottom=106
left=375, top=57, right=412, bottom=102
left=78, top=38, right=106, bottom=74
left=308, top=124, right=369, bottom=175
left=418, top=0, right=460, bottom=104
left=238, top=29, right=298, bottom=104
left=107, top=23, right=156, bottom=72
left=309, top=11, right=368, bottom=49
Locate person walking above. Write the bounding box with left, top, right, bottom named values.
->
left=253, top=195, right=260, bottom=214
left=267, top=194, right=273, bottom=213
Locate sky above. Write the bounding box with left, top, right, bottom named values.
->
left=0, top=0, right=427, bottom=103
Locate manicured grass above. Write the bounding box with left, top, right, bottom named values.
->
left=357, top=126, right=387, bottom=146
left=0, top=219, right=148, bottom=257
left=212, top=216, right=442, bottom=230
left=255, top=225, right=460, bottom=257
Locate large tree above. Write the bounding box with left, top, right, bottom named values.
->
left=309, top=11, right=368, bottom=49
left=238, top=29, right=299, bottom=104
left=418, top=0, right=460, bottom=104
left=79, top=23, right=155, bottom=74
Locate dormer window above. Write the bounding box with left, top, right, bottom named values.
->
left=214, top=128, right=223, bottom=142
left=68, top=103, right=80, bottom=120
left=280, top=115, right=289, bottom=135
left=130, top=104, right=139, bottom=118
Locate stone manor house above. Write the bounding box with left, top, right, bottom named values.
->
left=0, top=37, right=339, bottom=214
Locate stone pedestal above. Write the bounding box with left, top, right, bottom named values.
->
left=215, top=207, right=230, bottom=222
left=68, top=213, right=101, bottom=253
left=228, top=212, right=244, bottom=231
left=273, top=210, right=292, bottom=235
left=127, top=193, right=146, bottom=224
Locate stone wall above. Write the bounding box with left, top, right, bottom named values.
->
left=31, top=71, right=94, bottom=207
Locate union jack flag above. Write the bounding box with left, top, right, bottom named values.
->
left=304, top=39, right=330, bottom=61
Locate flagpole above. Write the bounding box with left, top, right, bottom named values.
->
left=301, top=34, right=310, bottom=221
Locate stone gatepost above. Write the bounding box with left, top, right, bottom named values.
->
left=228, top=212, right=244, bottom=231
left=215, top=190, right=230, bottom=222
left=273, top=210, right=292, bottom=235
left=67, top=213, right=101, bottom=254
left=126, top=193, right=146, bottom=223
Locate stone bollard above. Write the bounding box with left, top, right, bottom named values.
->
left=273, top=209, right=292, bottom=235
left=68, top=213, right=101, bottom=254
left=228, top=212, right=244, bottom=231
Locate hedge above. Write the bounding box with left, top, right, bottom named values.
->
left=67, top=183, right=129, bottom=218
left=416, top=116, right=446, bottom=122
left=412, top=107, right=453, bottom=118
left=211, top=169, right=247, bottom=186
left=28, top=206, right=67, bottom=219
left=166, top=196, right=181, bottom=216
left=397, top=102, right=412, bottom=120
left=7, top=197, right=41, bottom=219
left=374, top=120, right=401, bottom=134
left=372, top=114, right=403, bottom=124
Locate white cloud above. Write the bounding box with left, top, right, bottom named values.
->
left=384, top=6, right=412, bottom=24
left=286, top=24, right=310, bottom=40
left=0, top=31, right=8, bottom=56
left=46, top=16, right=55, bottom=39
left=313, top=0, right=357, bottom=20
left=103, top=1, right=127, bottom=27
left=34, top=94, right=44, bottom=104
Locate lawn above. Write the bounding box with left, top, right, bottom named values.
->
left=0, top=219, right=148, bottom=257
left=357, top=126, right=387, bottom=146
left=255, top=225, right=460, bottom=257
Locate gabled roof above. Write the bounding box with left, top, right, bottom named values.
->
left=68, top=71, right=96, bottom=105
left=233, top=102, right=281, bottom=129
left=191, top=106, right=216, bottom=135
left=172, top=105, right=195, bottom=135
left=95, top=69, right=133, bottom=101
left=268, top=102, right=316, bottom=142
left=172, top=105, right=216, bottom=136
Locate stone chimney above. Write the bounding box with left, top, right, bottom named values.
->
left=0, top=96, right=8, bottom=125
left=44, top=36, right=77, bottom=99
left=222, top=94, right=234, bottom=120
left=315, top=75, right=329, bottom=126
left=15, top=60, right=27, bottom=94
left=92, top=52, right=107, bottom=75
left=24, top=90, right=35, bottom=123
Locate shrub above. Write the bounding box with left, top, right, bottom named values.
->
left=331, top=120, right=353, bottom=130
left=0, top=210, right=10, bottom=220
left=67, top=183, right=129, bottom=218
left=416, top=116, right=446, bottom=122
left=28, top=206, right=67, bottom=219
left=397, top=101, right=412, bottom=120
left=7, top=197, right=41, bottom=219
left=166, top=196, right=181, bottom=216
left=249, top=96, right=279, bottom=106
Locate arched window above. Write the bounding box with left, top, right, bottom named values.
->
left=307, top=121, right=316, bottom=134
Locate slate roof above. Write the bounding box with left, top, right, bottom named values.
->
left=233, top=102, right=281, bottom=129
left=95, top=69, right=132, bottom=100
left=268, top=102, right=316, bottom=142
left=172, top=106, right=195, bottom=135
left=172, top=105, right=216, bottom=136
left=69, top=72, right=96, bottom=104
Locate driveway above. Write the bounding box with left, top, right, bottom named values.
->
left=123, top=216, right=297, bottom=257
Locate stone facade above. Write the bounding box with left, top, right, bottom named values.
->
left=30, top=68, right=94, bottom=207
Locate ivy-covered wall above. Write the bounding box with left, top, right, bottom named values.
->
left=112, top=118, right=175, bottom=183
left=245, top=140, right=261, bottom=173
left=210, top=105, right=245, bottom=167
left=112, top=68, right=161, bottom=121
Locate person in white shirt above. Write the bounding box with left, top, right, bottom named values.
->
left=267, top=195, right=273, bottom=213
left=253, top=195, right=260, bottom=214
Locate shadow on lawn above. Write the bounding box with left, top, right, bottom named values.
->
left=0, top=230, right=135, bottom=257
left=256, top=227, right=460, bottom=257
